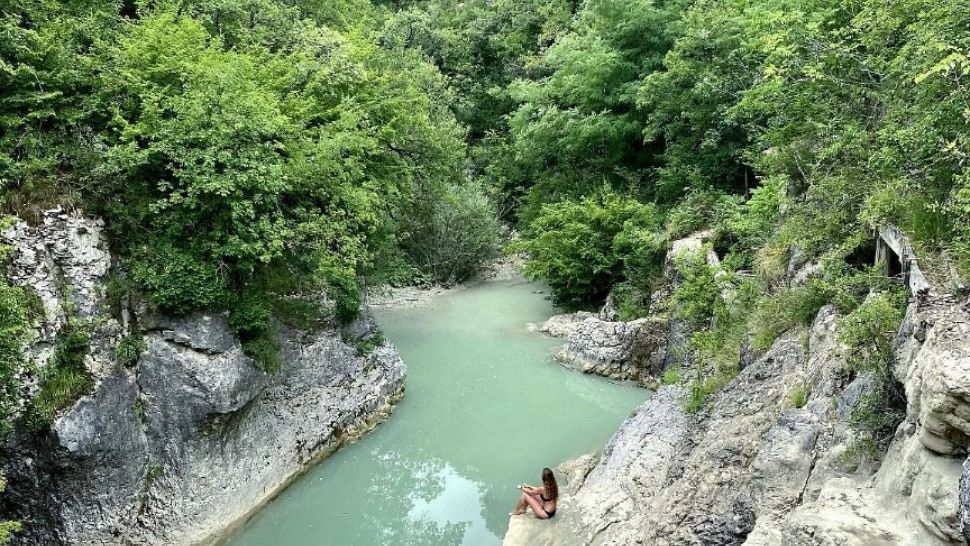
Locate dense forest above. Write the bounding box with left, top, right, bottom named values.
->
left=1, top=0, right=968, bottom=536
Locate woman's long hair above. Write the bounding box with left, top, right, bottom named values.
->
left=541, top=467, right=558, bottom=501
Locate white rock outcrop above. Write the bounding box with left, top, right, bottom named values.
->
left=0, top=210, right=407, bottom=545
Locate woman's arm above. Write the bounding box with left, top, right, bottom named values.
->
left=521, top=485, right=545, bottom=496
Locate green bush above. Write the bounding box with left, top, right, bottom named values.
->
left=663, top=190, right=725, bottom=240
left=610, top=283, right=651, bottom=321
left=240, top=335, right=281, bottom=373
left=838, top=290, right=908, bottom=446
left=839, top=436, right=880, bottom=468
left=749, top=281, right=829, bottom=351
left=115, top=335, right=146, bottom=368
left=678, top=273, right=762, bottom=412
left=401, top=183, right=500, bottom=285
left=228, top=292, right=281, bottom=372
left=354, top=332, right=386, bottom=356
left=272, top=297, right=331, bottom=333
left=661, top=367, right=680, bottom=385
left=838, top=291, right=908, bottom=375
left=129, top=244, right=229, bottom=316
left=28, top=320, right=93, bottom=430
left=366, top=254, right=434, bottom=289
left=749, top=262, right=899, bottom=353
left=0, top=281, right=36, bottom=432
left=0, top=472, right=20, bottom=545
left=685, top=365, right=738, bottom=414
left=671, top=250, right=720, bottom=328
left=513, top=192, right=664, bottom=306
left=713, top=177, right=785, bottom=263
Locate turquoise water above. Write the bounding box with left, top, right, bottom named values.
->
left=225, top=278, right=648, bottom=545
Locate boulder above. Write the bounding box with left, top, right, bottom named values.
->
left=554, top=317, right=650, bottom=381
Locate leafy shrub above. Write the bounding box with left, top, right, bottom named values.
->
left=663, top=190, right=725, bottom=240
left=401, top=184, right=500, bottom=285
left=835, top=285, right=907, bottom=345
left=661, top=366, right=680, bottom=385
left=678, top=273, right=762, bottom=412
left=115, top=335, right=146, bottom=368
left=513, top=192, right=663, bottom=306
left=354, top=332, right=386, bottom=356
left=366, top=254, right=434, bottom=289
left=28, top=320, right=93, bottom=430
left=714, top=177, right=785, bottom=263
left=838, top=290, right=908, bottom=446
left=749, top=281, right=828, bottom=351
left=671, top=250, right=720, bottom=328
left=240, top=335, right=281, bottom=373
left=0, top=282, right=36, bottom=432
left=685, top=365, right=738, bottom=414
left=839, top=436, right=880, bottom=468
left=610, top=283, right=651, bottom=321
left=128, top=244, right=228, bottom=316
left=272, top=297, right=331, bottom=333
left=326, top=271, right=363, bottom=325
left=228, top=293, right=280, bottom=372
left=0, top=473, right=20, bottom=545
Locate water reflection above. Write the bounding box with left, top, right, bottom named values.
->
left=364, top=451, right=498, bottom=545
left=406, top=461, right=496, bottom=545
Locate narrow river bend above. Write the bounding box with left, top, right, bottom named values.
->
left=226, top=277, right=649, bottom=545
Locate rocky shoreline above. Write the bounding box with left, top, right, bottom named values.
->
left=0, top=210, right=407, bottom=545
left=366, top=253, right=528, bottom=310
left=505, top=232, right=970, bottom=546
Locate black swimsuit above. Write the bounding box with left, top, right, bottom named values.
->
left=540, top=494, right=556, bottom=518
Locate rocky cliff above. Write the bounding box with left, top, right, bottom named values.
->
left=533, top=232, right=717, bottom=385
left=507, top=233, right=970, bottom=546
left=0, top=210, right=406, bottom=545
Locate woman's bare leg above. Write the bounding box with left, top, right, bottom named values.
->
left=521, top=492, right=549, bottom=519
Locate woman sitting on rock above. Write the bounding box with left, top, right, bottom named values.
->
left=509, top=467, right=558, bottom=519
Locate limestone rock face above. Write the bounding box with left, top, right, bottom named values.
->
left=960, top=456, right=970, bottom=541
left=564, top=387, right=690, bottom=544
left=1, top=210, right=119, bottom=397
left=506, top=295, right=970, bottom=546
left=532, top=312, right=597, bottom=338
left=2, top=208, right=110, bottom=323
left=554, top=317, right=651, bottom=381
left=903, top=307, right=970, bottom=455
left=0, top=210, right=407, bottom=545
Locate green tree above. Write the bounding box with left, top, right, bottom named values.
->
left=494, top=0, right=684, bottom=222
left=512, top=192, right=663, bottom=305
left=81, top=9, right=466, bottom=364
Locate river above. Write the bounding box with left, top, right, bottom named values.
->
left=224, top=277, right=648, bottom=545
